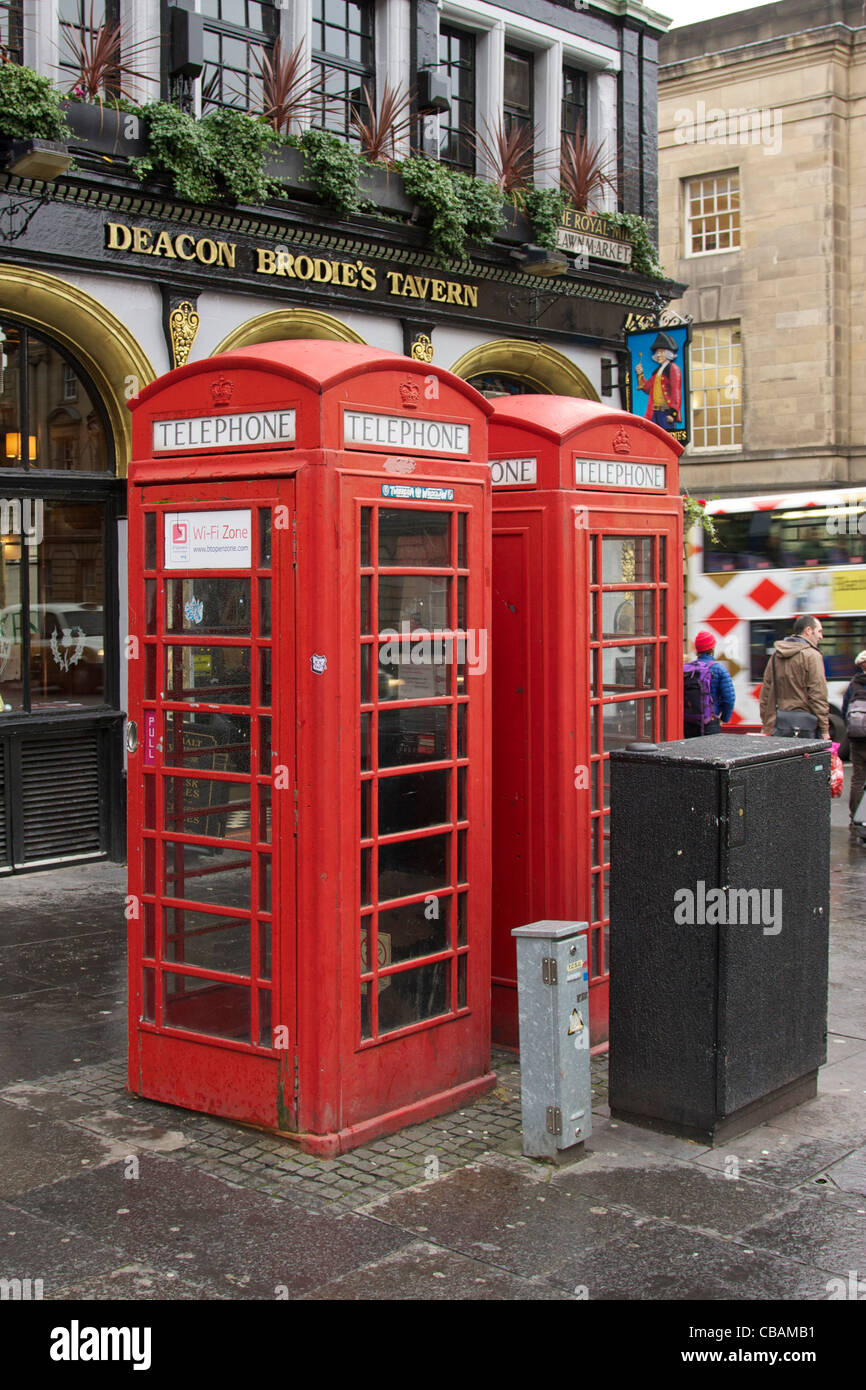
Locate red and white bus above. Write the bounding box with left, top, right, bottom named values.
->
left=687, top=486, right=866, bottom=749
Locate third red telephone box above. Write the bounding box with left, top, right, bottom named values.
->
left=488, top=396, right=683, bottom=1046
left=126, top=341, right=493, bottom=1153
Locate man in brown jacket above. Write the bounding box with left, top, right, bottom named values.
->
left=759, top=615, right=830, bottom=738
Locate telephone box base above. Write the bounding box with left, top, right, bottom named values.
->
left=130, top=1029, right=496, bottom=1155
left=285, top=1072, right=498, bottom=1156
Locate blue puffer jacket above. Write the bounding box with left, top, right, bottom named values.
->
left=697, top=651, right=736, bottom=722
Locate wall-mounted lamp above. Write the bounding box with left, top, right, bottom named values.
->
left=511, top=244, right=569, bottom=278
left=1, top=140, right=72, bottom=180
left=4, top=433, right=37, bottom=462
left=416, top=69, right=451, bottom=115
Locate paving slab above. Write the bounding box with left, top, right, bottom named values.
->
left=544, top=1218, right=841, bottom=1301
left=819, top=1142, right=866, bottom=1196
left=0, top=1100, right=117, bottom=1198
left=14, top=1154, right=414, bottom=1299
left=0, top=1203, right=130, bottom=1296
left=692, top=1125, right=857, bottom=1189
left=47, top=1266, right=227, bottom=1301
left=551, top=1156, right=799, bottom=1237
left=362, top=1155, right=644, bottom=1279
left=739, top=1190, right=866, bottom=1276
left=299, top=1239, right=577, bottom=1301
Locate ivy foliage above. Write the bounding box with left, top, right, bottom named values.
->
left=597, top=210, right=665, bottom=278
left=134, top=103, right=283, bottom=204
left=293, top=127, right=365, bottom=218
left=682, top=493, right=719, bottom=543
left=0, top=63, right=70, bottom=141
left=401, top=156, right=504, bottom=265
left=522, top=187, right=570, bottom=252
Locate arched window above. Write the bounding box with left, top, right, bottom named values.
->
left=466, top=373, right=550, bottom=399
left=0, top=320, right=118, bottom=716
left=0, top=322, right=114, bottom=474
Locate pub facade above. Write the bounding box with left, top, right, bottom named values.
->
left=0, top=0, right=673, bottom=872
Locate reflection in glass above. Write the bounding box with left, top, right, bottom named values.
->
left=602, top=536, right=653, bottom=584
left=378, top=574, right=449, bottom=631
left=163, top=842, right=252, bottom=910
left=145, top=512, right=156, bottom=569
left=163, top=711, right=251, bottom=774
left=257, top=783, right=271, bottom=845
left=259, top=509, right=271, bottom=568
left=602, top=589, right=654, bottom=638
left=377, top=961, right=450, bottom=1033
left=162, top=775, right=251, bottom=840
left=30, top=502, right=106, bottom=707
left=259, top=578, right=271, bottom=636
left=378, top=509, right=449, bottom=566
left=163, top=905, right=250, bottom=975
left=379, top=706, right=449, bottom=766
left=378, top=769, right=449, bottom=835
left=601, top=643, right=655, bottom=693
left=378, top=832, right=450, bottom=900
left=377, top=638, right=450, bottom=701
left=165, top=644, right=251, bottom=706
left=367, top=897, right=449, bottom=965
left=165, top=578, right=251, bottom=634
left=163, top=973, right=251, bottom=1041
left=259, top=921, right=271, bottom=979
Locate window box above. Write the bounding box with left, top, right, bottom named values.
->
left=62, top=101, right=148, bottom=158
left=359, top=163, right=418, bottom=219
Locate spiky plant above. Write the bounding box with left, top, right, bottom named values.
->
left=60, top=1, right=155, bottom=104
left=350, top=82, right=414, bottom=166
left=254, top=38, right=320, bottom=135
left=470, top=117, right=541, bottom=197
left=560, top=122, right=617, bottom=212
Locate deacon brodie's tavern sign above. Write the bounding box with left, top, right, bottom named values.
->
left=106, top=221, right=480, bottom=308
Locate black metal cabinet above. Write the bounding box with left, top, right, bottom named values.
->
left=609, top=735, right=831, bottom=1143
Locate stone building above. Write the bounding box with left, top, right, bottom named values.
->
left=658, top=0, right=866, bottom=498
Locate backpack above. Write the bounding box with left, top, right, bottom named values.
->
left=683, top=660, right=716, bottom=732
left=846, top=686, right=866, bottom=739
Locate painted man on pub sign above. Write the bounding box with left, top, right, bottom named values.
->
left=635, top=331, right=682, bottom=432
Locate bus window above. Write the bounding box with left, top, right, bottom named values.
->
left=750, top=616, right=866, bottom=684
left=705, top=503, right=866, bottom=573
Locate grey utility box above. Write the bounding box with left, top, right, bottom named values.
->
left=609, top=735, right=830, bottom=1145
left=511, top=920, right=592, bottom=1160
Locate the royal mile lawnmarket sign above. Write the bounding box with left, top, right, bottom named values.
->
left=556, top=210, right=633, bottom=266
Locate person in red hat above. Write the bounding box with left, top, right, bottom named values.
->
left=683, top=630, right=736, bottom=737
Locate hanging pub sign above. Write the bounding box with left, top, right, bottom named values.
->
left=625, top=321, right=691, bottom=447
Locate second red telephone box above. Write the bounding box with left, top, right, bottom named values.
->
left=126, top=341, right=494, bottom=1154
left=489, top=396, right=683, bottom=1047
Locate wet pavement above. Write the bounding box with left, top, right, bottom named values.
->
left=0, top=781, right=864, bottom=1303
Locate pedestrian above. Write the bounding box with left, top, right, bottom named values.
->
left=759, top=614, right=830, bottom=739
left=683, top=630, right=735, bottom=736
left=842, top=649, right=866, bottom=839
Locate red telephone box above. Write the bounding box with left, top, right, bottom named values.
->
left=126, top=341, right=494, bottom=1154
left=488, top=396, right=683, bottom=1047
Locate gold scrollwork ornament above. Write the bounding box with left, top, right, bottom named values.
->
left=410, top=333, right=434, bottom=363
left=169, top=300, right=201, bottom=369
